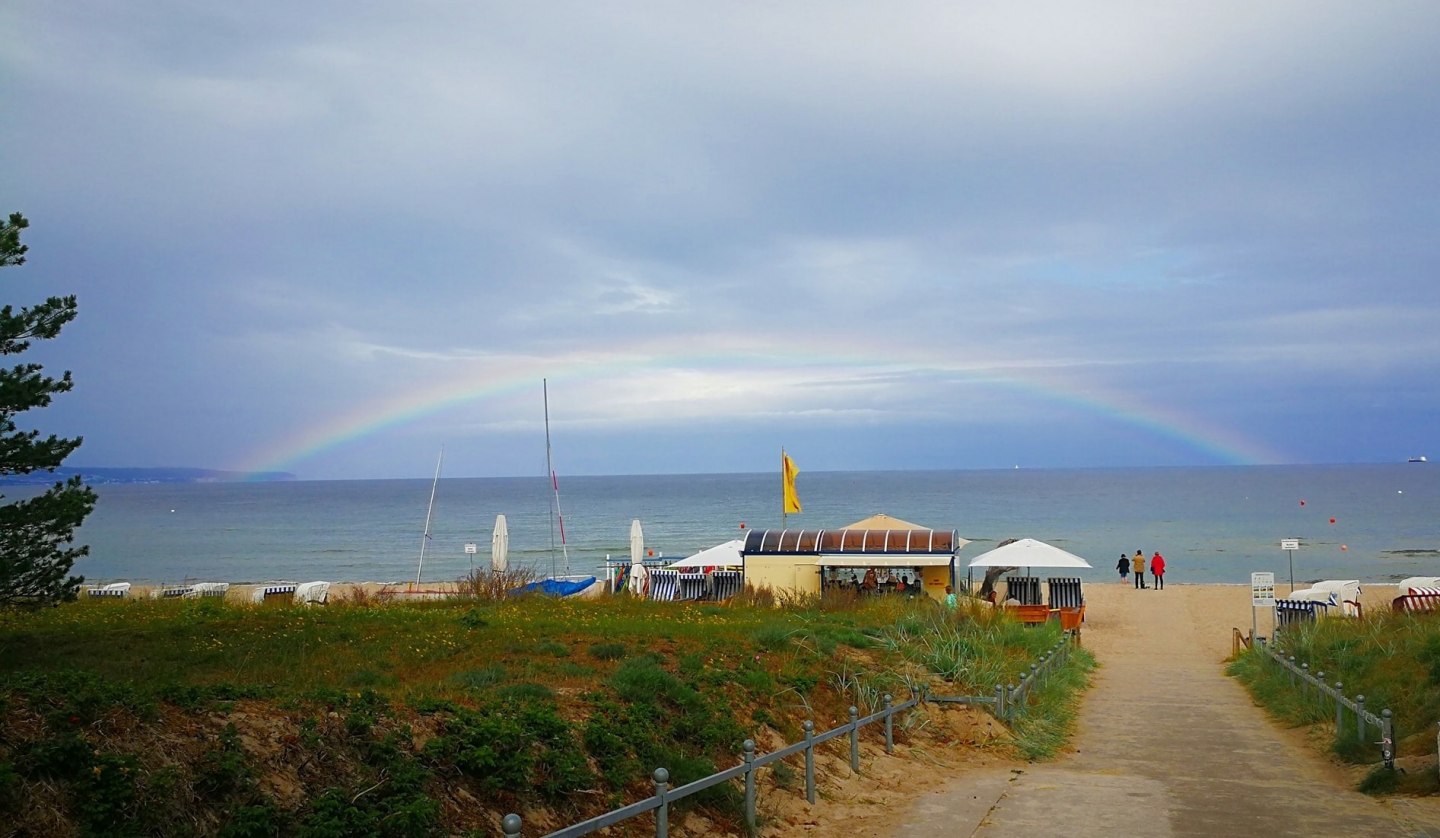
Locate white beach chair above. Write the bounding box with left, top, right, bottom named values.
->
left=294, top=581, right=330, bottom=605
left=186, top=582, right=229, bottom=598
left=151, top=585, right=193, bottom=599
left=1398, top=577, right=1440, bottom=596
left=1311, top=580, right=1362, bottom=616
left=87, top=582, right=131, bottom=599
left=252, top=582, right=297, bottom=603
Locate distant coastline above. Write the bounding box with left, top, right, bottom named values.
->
left=0, top=467, right=296, bottom=485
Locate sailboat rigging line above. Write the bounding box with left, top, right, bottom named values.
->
left=416, top=447, right=443, bottom=587
left=543, top=379, right=571, bottom=577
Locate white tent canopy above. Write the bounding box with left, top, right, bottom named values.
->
left=966, top=538, right=1093, bottom=569
left=670, top=539, right=744, bottom=569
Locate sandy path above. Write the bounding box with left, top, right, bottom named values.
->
left=889, top=583, right=1440, bottom=837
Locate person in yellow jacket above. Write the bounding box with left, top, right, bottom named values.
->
left=1133, top=550, right=1146, bottom=589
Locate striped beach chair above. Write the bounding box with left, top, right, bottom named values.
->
left=677, top=571, right=707, bottom=601
left=153, top=585, right=193, bottom=599
left=87, top=582, right=131, bottom=599
left=1048, top=577, right=1085, bottom=609
left=1006, top=576, right=1043, bottom=606
left=711, top=570, right=743, bottom=601
left=187, top=582, right=229, bottom=598
left=251, top=582, right=298, bottom=604
left=648, top=569, right=679, bottom=602
left=1393, top=587, right=1440, bottom=613
left=1277, top=598, right=1326, bottom=628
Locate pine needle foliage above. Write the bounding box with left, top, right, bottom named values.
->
left=0, top=212, right=96, bottom=608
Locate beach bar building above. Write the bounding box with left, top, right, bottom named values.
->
left=740, top=516, right=969, bottom=603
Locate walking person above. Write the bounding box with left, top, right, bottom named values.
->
left=1117, top=553, right=1130, bottom=584
left=1150, top=551, right=1166, bottom=590
left=1133, top=550, right=1146, bottom=589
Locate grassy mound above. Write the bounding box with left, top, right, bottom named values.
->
left=0, top=590, right=1088, bottom=834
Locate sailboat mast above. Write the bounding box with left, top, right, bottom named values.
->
left=544, top=379, right=570, bottom=576
left=416, top=447, right=443, bottom=587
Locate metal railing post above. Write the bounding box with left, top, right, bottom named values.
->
left=1316, top=672, right=1325, bottom=708
left=883, top=694, right=894, bottom=755
left=1334, top=683, right=1344, bottom=733
left=1007, top=684, right=1017, bottom=721
left=803, top=720, right=816, bottom=804
left=502, top=813, right=522, bottom=838
left=1382, top=710, right=1395, bottom=770
left=742, top=739, right=756, bottom=832
left=849, top=707, right=861, bottom=773
left=1289, top=656, right=1297, bottom=686
left=995, top=685, right=1005, bottom=718
left=653, top=768, right=670, bottom=838
left=1301, top=663, right=1309, bottom=700
left=1357, top=696, right=1367, bottom=742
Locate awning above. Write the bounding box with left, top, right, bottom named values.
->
left=669, top=539, right=744, bottom=569
left=813, top=554, right=955, bottom=567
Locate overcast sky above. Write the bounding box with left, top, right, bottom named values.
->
left=4, top=2, right=1438, bottom=480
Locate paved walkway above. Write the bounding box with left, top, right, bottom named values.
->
left=895, top=588, right=1440, bottom=837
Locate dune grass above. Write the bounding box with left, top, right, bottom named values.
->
left=1229, top=611, right=1440, bottom=792
left=0, top=590, right=1091, bottom=835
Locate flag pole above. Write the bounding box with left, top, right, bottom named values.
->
left=781, top=447, right=787, bottom=529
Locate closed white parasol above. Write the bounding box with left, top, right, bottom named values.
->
left=627, top=519, right=650, bottom=596
left=966, top=538, right=1092, bottom=569
left=491, top=514, right=509, bottom=573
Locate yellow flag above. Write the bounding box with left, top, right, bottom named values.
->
left=782, top=451, right=802, bottom=514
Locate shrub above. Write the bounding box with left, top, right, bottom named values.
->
left=588, top=642, right=627, bottom=661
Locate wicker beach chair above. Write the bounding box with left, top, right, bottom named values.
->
left=152, top=585, right=193, bottom=599
left=1393, top=587, right=1440, bottom=613
left=648, top=568, right=679, bottom=602
left=1310, top=580, right=1362, bottom=616
left=86, top=582, right=131, bottom=599
left=710, top=570, right=743, bottom=601
left=251, top=582, right=297, bottom=604
left=1276, top=598, right=1326, bottom=628
left=294, top=581, right=330, bottom=605
left=186, top=582, right=229, bottom=598
left=676, top=571, right=707, bottom=601
left=1006, top=576, right=1043, bottom=606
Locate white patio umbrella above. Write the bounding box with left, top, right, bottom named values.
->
left=491, top=514, right=509, bottom=573
left=966, top=538, right=1092, bottom=569
left=669, top=539, right=744, bottom=569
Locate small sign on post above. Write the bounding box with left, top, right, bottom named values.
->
left=1252, top=572, right=1276, bottom=644
left=1280, top=539, right=1300, bottom=593
left=464, top=543, right=478, bottom=554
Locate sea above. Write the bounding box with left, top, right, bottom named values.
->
left=16, top=464, right=1439, bottom=588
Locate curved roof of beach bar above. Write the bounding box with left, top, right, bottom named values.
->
left=740, top=527, right=967, bottom=601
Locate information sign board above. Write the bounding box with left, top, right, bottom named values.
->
left=464, top=543, right=477, bottom=554
left=1252, top=572, right=1276, bottom=606
left=1280, top=538, right=1299, bottom=551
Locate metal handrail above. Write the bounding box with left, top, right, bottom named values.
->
left=507, top=633, right=1078, bottom=837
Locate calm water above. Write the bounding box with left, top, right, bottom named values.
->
left=28, top=464, right=1440, bottom=586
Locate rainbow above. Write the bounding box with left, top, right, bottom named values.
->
left=238, top=341, right=1285, bottom=477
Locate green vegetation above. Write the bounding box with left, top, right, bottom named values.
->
left=0, top=212, right=97, bottom=608
left=0, top=591, right=1091, bottom=834
left=1229, top=612, right=1440, bottom=794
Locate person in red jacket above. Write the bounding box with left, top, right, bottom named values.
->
left=1150, top=551, right=1166, bottom=590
